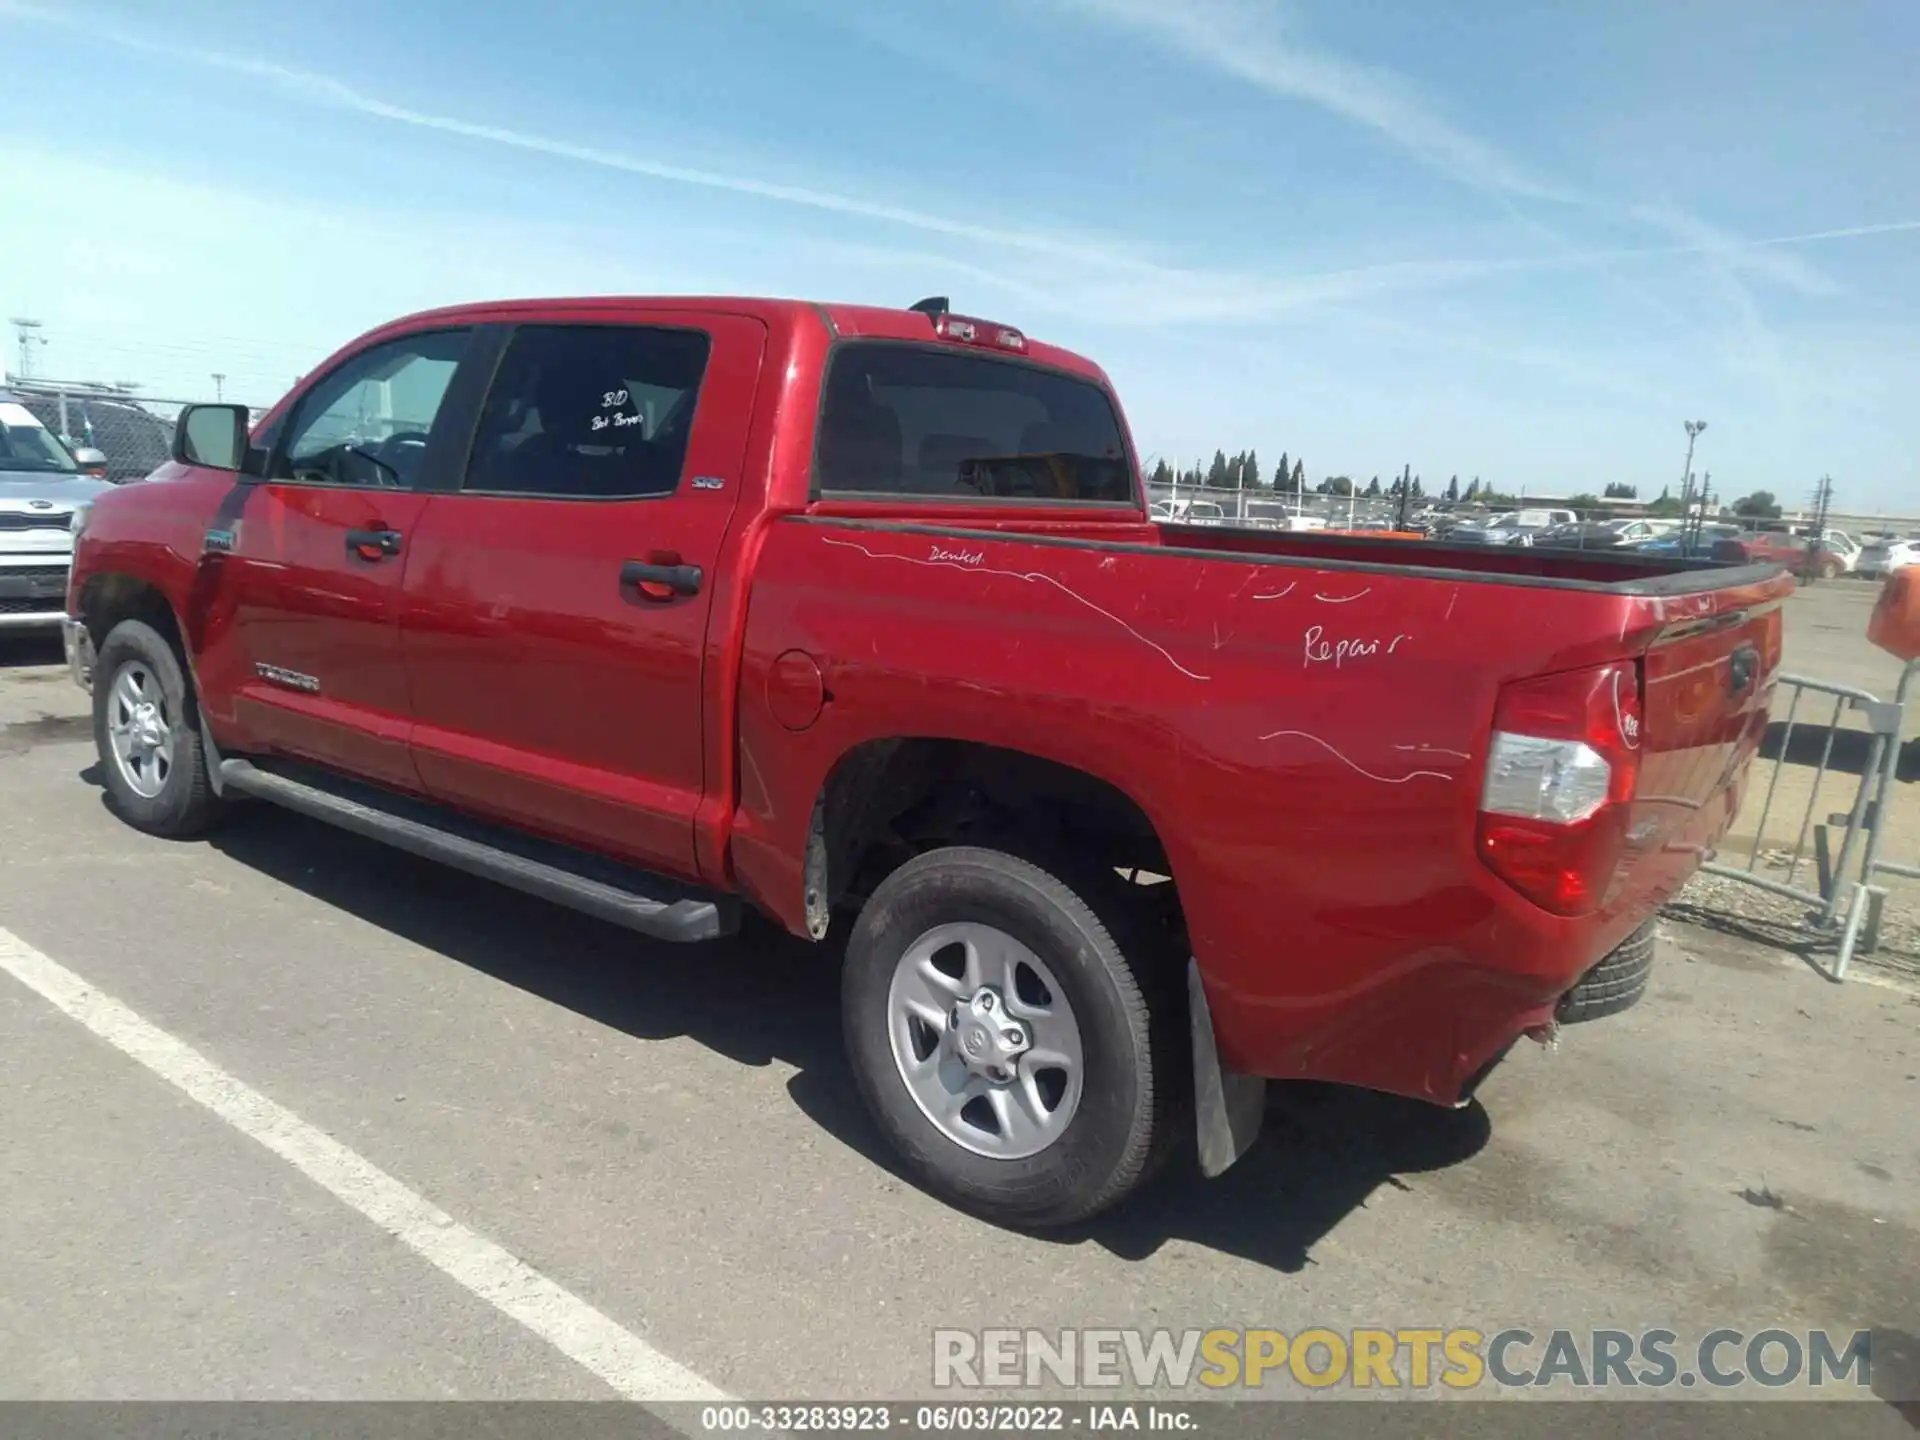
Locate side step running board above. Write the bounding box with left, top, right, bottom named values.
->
left=217, top=758, right=737, bottom=944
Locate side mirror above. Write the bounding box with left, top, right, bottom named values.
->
left=172, top=403, right=251, bottom=471
left=72, top=446, right=110, bottom=479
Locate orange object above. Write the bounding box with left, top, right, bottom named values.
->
left=1867, top=568, right=1920, bottom=661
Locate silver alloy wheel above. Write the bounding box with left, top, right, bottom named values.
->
left=886, top=921, right=1085, bottom=1160
left=106, top=660, right=175, bottom=800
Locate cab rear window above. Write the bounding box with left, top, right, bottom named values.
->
left=815, top=343, right=1135, bottom=505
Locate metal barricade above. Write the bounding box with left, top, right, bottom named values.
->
left=1695, top=673, right=1902, bottom=980
left=1834, top=656, right=1920, bottom=978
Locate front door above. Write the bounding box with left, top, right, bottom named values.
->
left=398, top=315, right=765, bottom=880
left=209, top=327, right=473, bottom=788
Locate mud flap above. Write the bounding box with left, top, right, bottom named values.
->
left=1188, top=959, right=1265, bottom=1177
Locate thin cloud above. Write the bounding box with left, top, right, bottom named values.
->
left=1048, top=0, right=1582, bottom=205
left=0, top=0, right=1160, bottom=277
left=1050, top=0, right=1860, bottom=301
left=4, top=0, right=1909, bottom=333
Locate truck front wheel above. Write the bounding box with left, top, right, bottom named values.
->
left=842, top=846, right=1184, bottom=1227
left=92, top=619, right=224, bottom=838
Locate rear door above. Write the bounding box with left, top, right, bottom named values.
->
left=397, top=314, right=765, bottom=880
left=206, top=327, right=474, bottom=787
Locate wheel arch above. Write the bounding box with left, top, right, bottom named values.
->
left=79, top=572, right=187, bottom=658
left=78, top=574, right=208, bottom=727
left=801, top=735, right=1184, bottom=943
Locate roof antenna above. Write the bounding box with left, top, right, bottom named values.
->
left=908, top=296, right=950, bottom=319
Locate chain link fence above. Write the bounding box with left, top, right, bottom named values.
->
left=5, top=380, right=267, bottom=484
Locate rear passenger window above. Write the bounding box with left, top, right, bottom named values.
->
left=464, top=325, right=710, bottom=499
left=815, top=343, right=1136, bottom=505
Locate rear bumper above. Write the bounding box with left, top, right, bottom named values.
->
left=0, top=609, right=67, bottom=630
left=62, top=616, right=94, bottom=691
left=1219, top=959, right=1569, bottom=1106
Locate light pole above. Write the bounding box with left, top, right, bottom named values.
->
left=1678, top=420, right=1707, bottom=540
left=1679, top=419, right=1707, bottom=511
left=211, top=372, right=225, bottom=401
left=9, top=317, right=45, bottom=379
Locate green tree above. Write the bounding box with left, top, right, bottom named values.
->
left=1206, top=450, right=1229, bottom=488
left=1316, top=475, right=1354, bottom=496
left=1291, top=458, right=1306, bottom=493
left=1604, top=482, right=1638, bottom=499
left=1410, top=476, right=1425, bottom=499
left=1446, top=475, right=1460, bottom=502
left=1567, top=493, right=1603, bottom=512
left=1244, top=448, right=1261, bottom=491
left=1148, top=458, right=1173, bottom=488
left=1272, top=457, right=1291, bottom=493
left=1364, top=476, right=1382, bottom=497
left=1733, top=490, right=1783, bottom=519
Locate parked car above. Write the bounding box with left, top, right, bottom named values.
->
left=1538, top=522, right=1627, bottom=549
left=1803, top=528, right=1861, bottom=573
left=1482, top=508, right=1577, bottom=546
left=1631, top=525, right=1741, bottom=561
left=1856, top=538, right=1920, bottom=580
left=63, top=295, right=1790, bottom=1226
left=1604, top=519, right=1674, bottom=545
left=0, top=394, right=115, bottom=630
left=1713, top=528, right=1849, bottom=578
left=14, top=389, right=174, bottom=484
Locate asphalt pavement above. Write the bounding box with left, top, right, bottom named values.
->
left=1, top=621, right=1917, bottom=1428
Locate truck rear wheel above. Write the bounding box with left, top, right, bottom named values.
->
left=842, top=846, right=1184, bottom=1228
left=1556, top=920, right=1657, bottom=1024
left=92, top=619, right=224, bottom=838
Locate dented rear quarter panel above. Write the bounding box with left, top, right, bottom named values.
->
left=730, top=516, right=1791, bottom=1099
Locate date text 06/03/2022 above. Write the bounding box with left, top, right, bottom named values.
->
left=698, top=1404, right=1199, bottom=1432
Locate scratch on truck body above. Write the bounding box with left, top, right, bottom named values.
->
left=821, top=535, right=1212, bottom=681
left=1259, top=729, right=1454, bottom=783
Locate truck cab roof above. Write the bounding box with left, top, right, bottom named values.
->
left=355, top=296, right=1115, bottom=388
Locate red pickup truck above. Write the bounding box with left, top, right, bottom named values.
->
left=63, top=295, right=1791, bottom=1226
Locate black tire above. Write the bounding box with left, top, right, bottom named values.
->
left=92, top=618, right=225, bottom=838
left=842, top=846, right=1186, bottom=1228
left=1556, top=920, right=1656, bottom=1024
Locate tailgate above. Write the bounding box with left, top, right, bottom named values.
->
left=1620, top=578, right=1789, bottom=911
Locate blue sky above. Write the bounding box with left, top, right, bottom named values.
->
left=3, top=0, right=1916, bottom=507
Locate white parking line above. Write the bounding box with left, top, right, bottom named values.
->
left=0, top=925, right=728, bottom=1404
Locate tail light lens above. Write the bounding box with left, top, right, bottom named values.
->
left=1477, top=661, right=1642, bottom=916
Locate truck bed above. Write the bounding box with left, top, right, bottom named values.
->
left=732, top=512, right=1793, bottom=1102
left=1154, top=520, right=1786, bottom=592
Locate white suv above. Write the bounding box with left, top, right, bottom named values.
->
left=1857, top=538, right=1920, bottom=580
left=0, top=397, right=115, bottom=632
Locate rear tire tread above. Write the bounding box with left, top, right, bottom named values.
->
left=1557, top=921, right=1657, bottom=1024
left=842, top=845, right=1187, bottom=1228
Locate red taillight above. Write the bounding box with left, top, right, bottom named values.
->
left=934, top=312, right=1027, bottom=352
left=1477, top=661, right=1642, bottom=916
